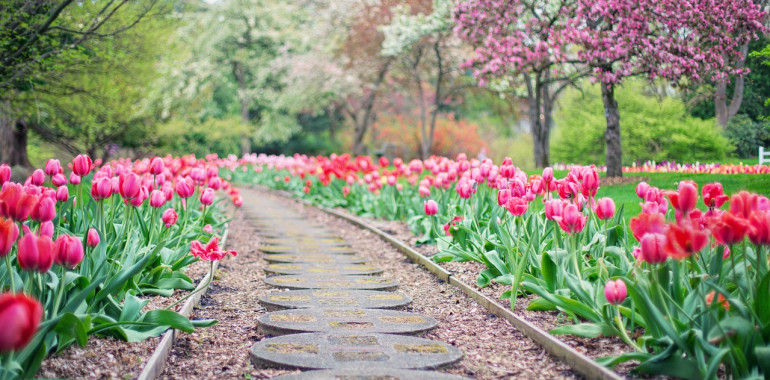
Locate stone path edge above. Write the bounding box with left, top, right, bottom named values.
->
left=256, top=186, right=623, bottom=380
left=136, top=225, right=229, bottom=380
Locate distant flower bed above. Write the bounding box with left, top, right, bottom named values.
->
left=550, top=161, right=770, bottom=174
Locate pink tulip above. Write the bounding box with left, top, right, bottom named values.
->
left=0, top=218, right=19, bottom=257
left=594, top=197, right=616, bottom=220
left=56, top=186, right=69, bottom=202
left=424, top=200, right=438, bottom=216
left=87, top=228, right=100, bottom=248
left=202, top=224, right=213, bottom=233
left=44, top=159, right=61, bottom=176
left=640, top=233, right=667, bottom=264
left=30, top=169, right=45, bottom=186
left=39, top=222, right=54, bottom=238
left=72, top=155, right=93, bottom=177
left=504, top=197, right=528, bottom=216
left=162, top=208, right=178, bottom=228
left=69, top=172, right=81, bottom=185
left=497, top=188, right=511, bottom=207
left=175, top=177, right=195, bottom=198
left=200, top=188, right=215, bottom=206
left=542, top=167, right=554, bottom=184
left=555, top=203, right=586, bottom=234
left=636, top=182, right=650, bottom=199
left=149, top=157, right=165, bottom=176
left=150, top=190, right=166, bottom=208
left=31, top=197, right=55, bottom=223
left=0, top=165, right=10, bottom=186
left=544, top=199, right=566, bottom=220
left=53, top=235, right=84, bottom=269
left=51, top=174, right=67, bottom=187
left=0, top=184, right=38, bottom=222
left=17, top=227, right=54, bottom=273
left=119, top=173, right=141, bottom=200
left=90, top=177, right=113, bottom=200
left=604, top=279, right=627, bottom=305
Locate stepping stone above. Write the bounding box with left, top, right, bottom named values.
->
left=257, top=308, right=438, bottom=335
left=250, top=332, right=463, bottom=370
left=260, top=245, right=356, bottom=255
left=266, top=275, right=399, bottom=291
left=265, top=263, right=383, bottom=276
left=262, top=238, right=348, bottom=246
left=264, top=254, right=368, bottom=264
left=269, top=368, right=471, bottom=380
left=259, top=289, right=412, bottom=310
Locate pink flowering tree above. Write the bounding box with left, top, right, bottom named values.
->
left=454, top=0, right=587, bottom=168
left=568, top=0, right=765, bottom=176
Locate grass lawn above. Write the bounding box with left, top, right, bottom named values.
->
left=527, top=170, right=770, bottom=217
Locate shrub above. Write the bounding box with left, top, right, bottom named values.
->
left=725, top=115, right=770, bottom=158
left=552, top=80, right=732, bottom=164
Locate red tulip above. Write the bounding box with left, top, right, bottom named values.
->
left=44, top=159, right=61, bottom=176
left=232, top=195, right=243, bottom=207
left=555, top=203, right=586, bottom=234
left=149, top=190, right=166, bottom=208
left=594, top=197, right=616, bottom=220
left=30, top=169, right=45, bottom=186
left=200, top=188, right=215, bottom=206
left=87, top=228, right=100, bottom=248
left=190, top=236, right=237, bottom=261
left=0, top=184, right=39, bottom=222
left=664, top=221, right=709, bottom=260
left=604, top=279, right=627, bottom=305
left=0, top=293, right=42, bottom=352
left=629, top=212, right=667, bottom=241
left=0, top=217, right=19, bottom=257
left=424, top=200, right=438, bottom=216
left=709, top=212, right=749, bottom=245
left=72, top=155, right=93, bottom=177
left=53, top=235, right=84, bottom=269
left=505, top=197, right=528, bottom=216
left=162, top=208, right=178, bottom=228
left=0, top=164, right=10, bottom=186
left=90, top=177, right=113, bottom=200
left=702, top=182, right=728, bottom=209
left=379, top=156, right=389, bottom=167
left=640, top=233, right=667, bottom=264
left=748, top=212, right=770, bottom=246
left=118, top=173, right=141, bottom=200
left=149, top=157, right=165, bottom=176
left=31, top=197, right=56, bottom=222
left=17, top=227, right=54, bottom=273
left=342, top=186, right=350, bottom=198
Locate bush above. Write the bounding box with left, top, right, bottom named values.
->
left=552, top=80, right=733, bottom=164
left=725, top=114, right=770, bottom=158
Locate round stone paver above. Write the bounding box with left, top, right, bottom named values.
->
left=261, top=238, right=348, bottom=246
left=263, top=253, right=368, bottom=264
left=260, top=245, right=356, bottom=255
left=249, top=332, right=463, bottom=370
left=259, top=289, right=412, bottom=310
left=265, top=275, right=399, bottom=291
left=257, top=308, right=438, bottom=335
left=264, top=263, right=383, bottom=276
left=269, top=368, right=471, bottom=380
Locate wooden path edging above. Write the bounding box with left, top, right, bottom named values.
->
left=136, top=226, right=229, bottom=380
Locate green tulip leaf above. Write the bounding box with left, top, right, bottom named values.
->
left=550, top=322, right=617, bottom=338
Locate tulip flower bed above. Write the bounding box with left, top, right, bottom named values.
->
left=0, top=154, right=241, bottom=379
left=550, top=161, right=770, bottom=175
left=227, top=153, right=770, bottom=379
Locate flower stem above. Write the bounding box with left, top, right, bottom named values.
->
left=5, top=255, right=15, bottom=293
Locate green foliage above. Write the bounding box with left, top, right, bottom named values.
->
left=156, top=117, right=249, bottom=157
left=724, top=115, right=770, bottom=158
left=553, top=80, right=732, bottom=165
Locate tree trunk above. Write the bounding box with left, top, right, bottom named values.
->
left=715, top=44, right=748, bottom=128
left=525, top=73, right=550, bottom=168
left=0, top=100, right=31, bottom=167
left=351, top=59, right=393, bottom=156
left=424, top=41, right=444, bottom=161
left=601, top=82, right=622, bottom=177
left=539, top=83, right=553, bottom=168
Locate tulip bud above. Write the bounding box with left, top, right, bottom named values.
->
left=604, top=279, right=627, bottom=305
left=149, top=157, right=165, bottom=176
left=0, top=293, right=43, bottom=352
left=0, top=217, right=19, bottom=257
left=424, top=200, right=438, bottom=216
left=162, top=208, right=178, bottom=228
left=203, top=224, right=213, bottom=233
left=17, top=227, right=54, bottom=273
left=87, top=228, right=100, bottom=248
left=72, top=155, right=93, bottom=177
left=44, top=159, right=61, bottom=176
left=56, top=186, right=69, bottom=202
left=53, top=235, right=84, bottom=269
left=542, top=167, right=554, bottom=184
left=200, top=188, right=215, bottom=206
